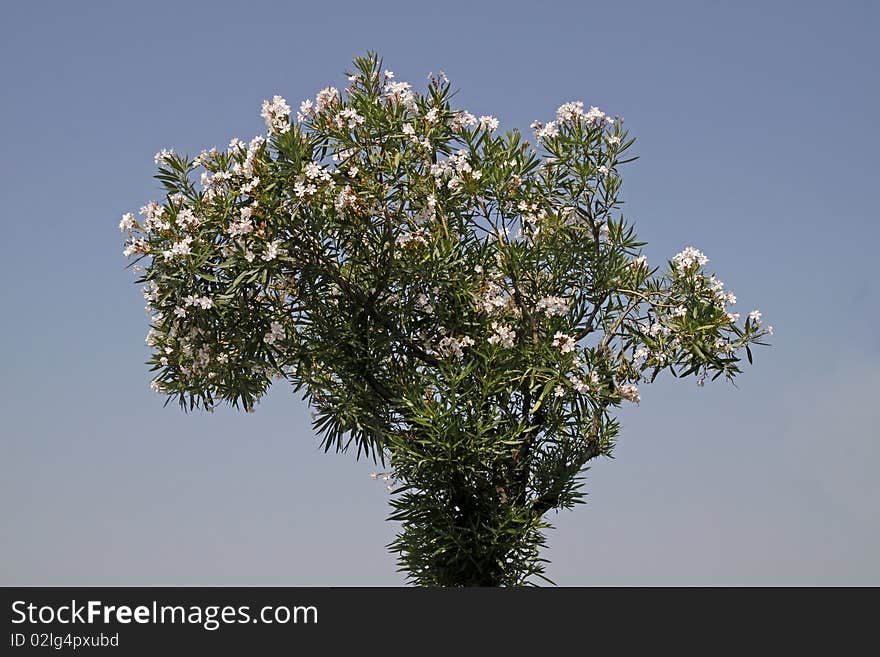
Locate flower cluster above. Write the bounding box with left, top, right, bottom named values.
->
left=451, top=111, right=477, bottom=132
left=672, top=246, right=709, bottom=271
left=383, top=77, right=416, bottom=110
left=488, top=322, right=516, bottom=348
left=395, top=229, right=429, bottom=253
left=531, top=101, right=617, bottom=144
left=261, top=95, right=291, bottom=134
left=552, top=331, right=576, bottom=354
left=265, top=321, right=285, bottom=345
left=436, top=334, right=476, bottom=359
left=535, top=296, right=568, bottom=316
left=619, top=384, right=641, bottom=404
left=431, top=149, right=481, bottom=191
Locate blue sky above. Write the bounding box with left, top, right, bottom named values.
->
left=1, top=0, right=878, bottom=585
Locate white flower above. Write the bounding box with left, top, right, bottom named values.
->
left=336, top=107, right=365, bottom=129
left=153, top=148, right=174, bottom=164
left=425, top=194, right=437, bottom=216
left=479, top=115, right=499, bottom=132
left=584, top=106, right=607, bottom=126
left=554, top=385, right=565, bottom=398
left=488, top=322, right=516, bottom=348
left=534, top=121, right=559, bottom=139
left=163, top=236, right=193, bottom=259
left=714, top=338, right=732, bottom=353
left=619, top=384, right=640, bottom=403
left=605, top=134, right=622, bottom=146
left=334, top=185, right=358, bottom=212
left=749, top=310, right=762, bottom=323
left=552, top=331, right=576, bottom=353
left=264, top=321, right=285, bottom=345
left=304, top=162, right=331, bottom=181
left=175, top=208, right=201, bottom=230
left=414, top=293, right=433, bottom=313
left=425, top=107, right=441, bottom=125
left=293, top=180, right=318, bottom=198
left=315, top=86, right=340, bottom=111
left=227, top=207, right=254, bottom=237
left=119, top=212, right=137, bottom=231
left=240, top=176, right=260, bottom=195
left=297, top=99, right=314, bottom=122
left=145, top=328, right=160, bottom=346
left=123, top=238, right=149, bottom=257
left=535, top=296, right=569, bottom=316
left=184, top=295, right=214, bottom=310
left=231, top=136, right=264, bottom=179
left=262, top=240, right=285, bottom=262
left=568, top=375, right=590, bottom=395
left=437, top=335, right=475, bottom=359
left=479, top=281, right=511, bottom=314
left=556, top=101, right=584, bottom=123
left=426, top=70, right=450, bottom=85
left=192, top=147, right=218, bottom=168
left=332, top=147, right=357, bottom=163
left=383, top=81, right=416, bottom=109
left=200, top=170, right=233, bottom=202
left=672, top=246, right=709, bottom=271
left=142, top=284, right=160, bottom=304
left=395, top=229, right=429, bottom=252
left=704, top=276, right=736, bottom=308
left=451, top=111, right=477, bottom=131
left=139, top=201, right=170, bottom=232
left=261, top=95, right=291, bottom=134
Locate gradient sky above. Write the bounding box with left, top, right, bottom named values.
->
left=1, top=0, right=878, bottom=585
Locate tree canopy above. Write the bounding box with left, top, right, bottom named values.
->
left=122, top=54, right=770, bottom=585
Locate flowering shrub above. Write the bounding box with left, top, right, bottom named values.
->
left=121, top=54, right=771, bottom=586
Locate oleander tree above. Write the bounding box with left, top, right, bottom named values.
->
left=120, top=54, right=771, bottom=586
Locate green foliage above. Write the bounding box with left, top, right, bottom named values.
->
left=122, top=53, right=770, bottom=585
